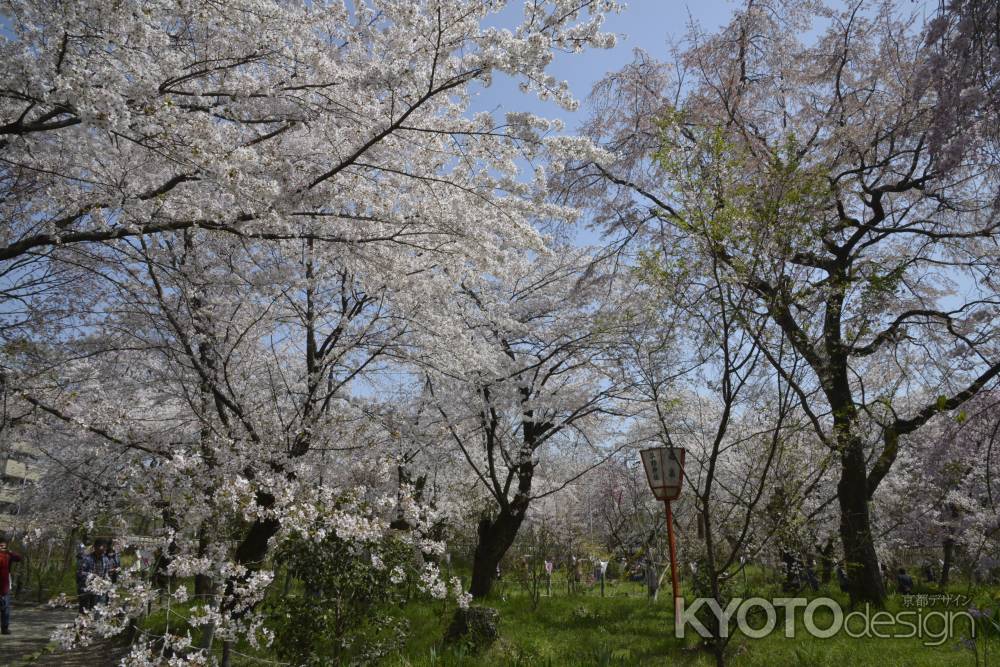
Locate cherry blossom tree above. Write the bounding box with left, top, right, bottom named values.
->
left=423, top=246, right=629, bottom=598
left=617, top=232, right=820, bottom=666
left=921, top=0, right=1000, bottom=168
left=878, top=390, right=1000, bottom=585
left=566, top=0, right=1000, bottom=605
left=1, top=0, right=623, bottom=660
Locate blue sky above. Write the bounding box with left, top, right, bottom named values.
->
left=472, top=1, right=739, bottom=130
left=463, top=1, right=746, bottom=246
left=472, top=0, right=939, bottom=131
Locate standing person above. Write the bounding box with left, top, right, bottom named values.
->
left=0, top=533, right=23, bottom=635
left=77, top=538, right=111, bottom=613
left=804, top=556, right=820, bottom=592
left=896, top=567, right=914, bottom=595
left=106, top=539, right=121, bottom=584
left=836, top=563, right=849, bottom=593
left=780, top=548, right=801, bottom=591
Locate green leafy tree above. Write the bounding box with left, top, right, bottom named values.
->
left=269, top=534, right=415, bottom=666
left=570, top=1, right=1000, bottom=606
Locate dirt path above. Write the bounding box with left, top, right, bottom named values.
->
left=0, top=604, right=127, bottom=666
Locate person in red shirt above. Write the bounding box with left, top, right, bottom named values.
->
left=0, top=533, right=23, bottom=635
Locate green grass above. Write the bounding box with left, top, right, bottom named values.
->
left=135, top=571, right=1000, bottom=666
left=383, top=577, right=1000, bottom=667
left=389, top=587, right=687, bottom=666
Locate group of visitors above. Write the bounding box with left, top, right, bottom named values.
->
left=780, top=548, right=820, bottom=592
left=835, top=561, right=913, bottom=594
left=76, top=537, right=121, bottom=613
left=0, top=534, right=121, bottom=636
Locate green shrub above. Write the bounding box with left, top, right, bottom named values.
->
left=267, top=533, right=414, bottom=666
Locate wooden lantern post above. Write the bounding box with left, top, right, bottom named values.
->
left=640, top=447, right=686, bottom=616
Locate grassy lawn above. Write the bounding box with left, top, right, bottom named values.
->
left=384, top=577, right=1000, bottom=667
left=134, top=572, right=1000, bottom=666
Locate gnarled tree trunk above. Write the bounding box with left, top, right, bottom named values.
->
left=470, top=507, right=527, bottom=599
left=837, top=446, right=884, bottom=606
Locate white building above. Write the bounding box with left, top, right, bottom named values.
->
left=0, top=440, right=41, bottom=532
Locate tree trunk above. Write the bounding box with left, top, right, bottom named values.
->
left=837, top=443, right=885, bottom=606
left=703, top=555, right=728, bottom=665
left=219, top=493, right=281, bottom=616
left=940, top=502, right=960, bottom=588
left=819, top=539, right=834, bottom=584
left=195, top=522, right=218, bottom=652
left=154, top=507, right=181, bottom=598
left=645, top=562, right=659, bottom=599
left=195, top=521, right=214, bottom=598
left=17, top=552, right=29, bottom=597
left=941, top=536, right=955, bottom=588
left=470, top=509, right=526, bottom=599
left=200, top=621, right=216, bottom=653
left=702, top=493, right=727, bottom=667
left=233, top=514, right=280, bottom=570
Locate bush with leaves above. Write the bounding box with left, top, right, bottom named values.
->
left=267, top=533, right=416, bottom=666
left=689, top=556, right=737, bottom=647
